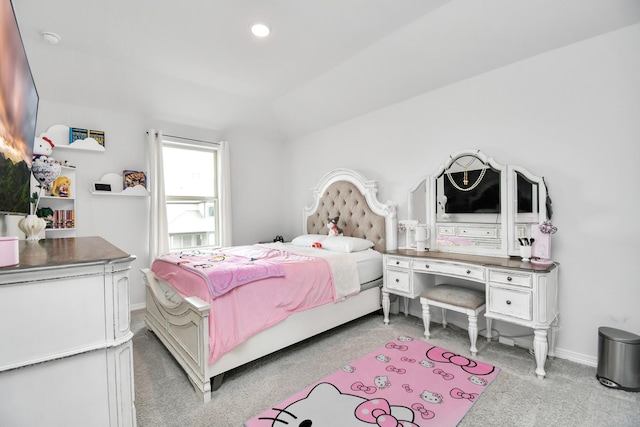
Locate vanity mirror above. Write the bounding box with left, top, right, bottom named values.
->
left=408, top=149, right=549, bottom=257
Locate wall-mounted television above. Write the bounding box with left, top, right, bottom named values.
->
left=0, top=0, right=38, bottom=215
left=441, top=169, right=536, bottom=215
left=442, top=168, right=501, bottom=214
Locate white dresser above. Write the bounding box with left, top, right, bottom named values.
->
left=0, top=237, right=136, bottom=427
left=383, top=249, right=559, bottom=379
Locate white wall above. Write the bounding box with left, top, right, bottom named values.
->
left=284, top=24, right=640, bottom=363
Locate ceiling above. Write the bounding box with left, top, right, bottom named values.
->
left=13, top=0, right=640, bottom=140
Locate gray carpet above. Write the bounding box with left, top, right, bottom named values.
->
left=132, top=310, right=640, bottom=426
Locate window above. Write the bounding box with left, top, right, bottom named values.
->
left=162, top=139, right=219, bottom=251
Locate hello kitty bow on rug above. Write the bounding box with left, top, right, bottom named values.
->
left=355, top=398, right=419, bottom=426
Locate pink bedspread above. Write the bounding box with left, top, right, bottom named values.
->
left=151, top=245, right=337, bottom=364
left=153, top=249, right=285, bottom=298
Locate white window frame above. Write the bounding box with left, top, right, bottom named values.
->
left=162, top=137, right=220, bottom=251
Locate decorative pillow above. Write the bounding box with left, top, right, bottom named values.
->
left=291, top=234, right=329, bottom=247
left=321, top=236, right=374, bottom=253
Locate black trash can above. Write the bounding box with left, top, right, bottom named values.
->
left=596, top=327, right=640, bottom=392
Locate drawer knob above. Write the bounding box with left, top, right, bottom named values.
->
left=425, top=264, right=430, bottom=269
left=506, top=300, right=512, bottom=305
left=466, top=270, right=471, bottom=274
left=507, top=276, right=512, bottom=281
left=395, top=278, right=400, bottom=283
left=396, top=261, right=400, bottom=265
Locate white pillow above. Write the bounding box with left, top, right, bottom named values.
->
left=321, top=236, right=375, bottom=253
left=291, top=234, right=328, bottom=246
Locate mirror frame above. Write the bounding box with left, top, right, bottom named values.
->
left=407, top=149, right=548, bottom=258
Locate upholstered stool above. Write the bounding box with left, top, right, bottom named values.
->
left=419, top=285, right=491, bottom=356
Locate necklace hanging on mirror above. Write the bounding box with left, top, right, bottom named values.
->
left=454, top=157, right=476, bottom=185
left=446, top=156, right=487, bottom=191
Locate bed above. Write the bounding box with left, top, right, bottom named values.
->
left=142, top=168, right=397, bottom=402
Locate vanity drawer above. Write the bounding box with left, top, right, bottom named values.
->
left=489, top=270, right=532, bottom=288
left=437, top=226, right=456, bottom=236
left=457, top=225, right=498, bottom=238
left=386, top=256, right=411, bottom=269
left=413, top=260, right=485, bottom=282
left=386, top=270, right=411, bottom=293
left=488, top=285, right=532, bottom=321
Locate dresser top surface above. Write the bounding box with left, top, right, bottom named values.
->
left=1, top=236, right=134, bottom=272
left=385, top=249, right=557, bottom=272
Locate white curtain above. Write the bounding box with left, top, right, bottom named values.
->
left=147, top=129, right=169, bottom=258
left=218, top=140, right=232, bottom=246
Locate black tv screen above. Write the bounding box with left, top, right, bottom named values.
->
left=443, top=168, right=501, bottom=214
left=441, top=169, right=538, bottom=215
left=0, top=0, right=38, bottom=215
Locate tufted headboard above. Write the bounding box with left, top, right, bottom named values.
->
left=303, top=169, right=397, bottom=253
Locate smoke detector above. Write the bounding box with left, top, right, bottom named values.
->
left=41, top=31, right=61, bottom=45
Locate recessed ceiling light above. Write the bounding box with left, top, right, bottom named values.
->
left=251, top=22, right=270, bottom=38
left=41, top=31, right=61, bottom=45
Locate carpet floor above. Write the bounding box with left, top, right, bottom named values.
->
left=132, top=310, right=640, bottom=426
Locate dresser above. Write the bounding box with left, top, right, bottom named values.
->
left=0, top=237, right=136, bottom=426
left=383, top=249, right=559, bottom=379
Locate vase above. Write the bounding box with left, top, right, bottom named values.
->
left=519, top=245, right=532, bottom=261
left=18, top=215, right=46, bottom=241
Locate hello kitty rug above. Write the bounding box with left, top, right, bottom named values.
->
left=245, top=335, right=500, bottom=427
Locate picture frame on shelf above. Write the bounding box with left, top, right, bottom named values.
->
left=69, top=127, right=88, bottom=143
left=88, top=129, right=105, bottom=147
left=123, top=170, right=147, bottom=190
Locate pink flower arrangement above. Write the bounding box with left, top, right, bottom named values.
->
left=539, top=220, right=558, bottom=234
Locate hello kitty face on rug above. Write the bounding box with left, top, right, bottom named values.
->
left=342, top=365, right=356, bottom=373
left=374, top=375, right=391, bottom=389
left=263, top=382, right=416, bottom=427
left=398, top=335, right=413, bottom=342
left=419, top=359, right=435, bottom=368
left=469, top=375, right=488, bottom=386
left=420, top=389, right=444, bottom=404
left=376, top=354, right=391, bottom=363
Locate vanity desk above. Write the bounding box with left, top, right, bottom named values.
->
left=389, top=149, right=559, bottom=379
left=382, top=249, right=558, bottom=378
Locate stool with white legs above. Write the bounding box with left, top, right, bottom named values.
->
left=419, top=284, right=492, bottom=356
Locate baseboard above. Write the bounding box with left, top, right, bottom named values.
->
left=405, top=307, right=597, bottom=368
left=553, top=347, right=598, bottom=367
left=130, top=302, right=146, bottom=312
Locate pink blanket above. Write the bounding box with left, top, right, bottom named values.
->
left=153, top=249, right=285, bottom=298
left=151, top=245, right=337, bottom=363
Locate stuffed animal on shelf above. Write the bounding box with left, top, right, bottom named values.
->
left=51, top=176, right=71, bottom=197
left=32, top=136, right=55, bottom=162
left=327, top=216, right=343, bottom=236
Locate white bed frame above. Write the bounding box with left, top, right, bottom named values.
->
left=143, top=168, right=397, bottom=402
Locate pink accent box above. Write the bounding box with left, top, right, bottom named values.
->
left=0, top=236, right=19, bottom=267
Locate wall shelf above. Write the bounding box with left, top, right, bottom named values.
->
left=37, top=124, right=105, bottom=152
left=91, top=173, right=149, bottom=197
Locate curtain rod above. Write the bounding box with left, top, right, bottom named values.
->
left=146, top=131, right=215, bottom=145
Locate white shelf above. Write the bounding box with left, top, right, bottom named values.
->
left=39, top=195, right=75, bottom=201
left=91, top=188, right=149, bottom=197
left=37, top=124, right=105, bottom=152
left=91, top=173, right=149, bottom=197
